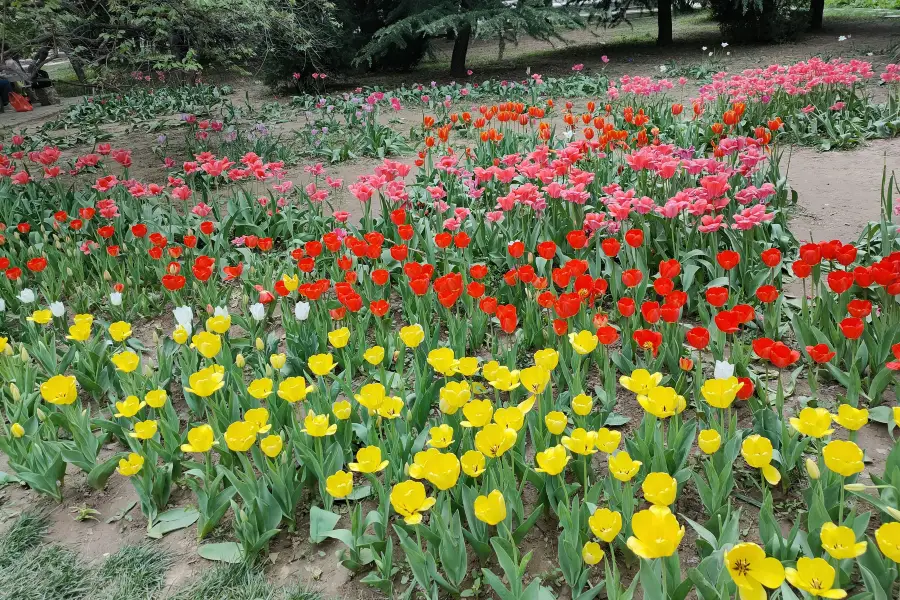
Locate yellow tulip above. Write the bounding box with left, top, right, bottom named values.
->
left=460, top=399, right=493, bottom=428
left=474, top=423, right=516, bottom=458
left=244, top=407, right=272, bottom=434
left=328, top=327, right=350, bottom=348
left=74, top=313, right=94, bottom=326
left=260, top=434, right=283, bottom=458
left=894, top=406, right=900, bottom=428
left=301, top=411, right=337, bottom=437
left=785, top=557, right=845, bottom=598
left=571, top=393, right=593, bottom=416
left=439, top=380, right=470, bottom=415
left=111, top=351, right=140, bottom=373
left=427, top=424, right=454, bottom=449
left=145, top=389, right=167, bottom=409
left=790, top=407, right=834, bottom=438
left=10, top=423, right=24, bottom=438
left=181, top=424, right=216, bottom=453
left=568, top=330, right=598, bottom=355
left=269, top=353, right=286, bottom=370
left=247, top=378, right=273, bottom=399
left=582, top=541, right=605, bottom=565
left=114, top=395, right=145, bottom=418
left=875, top=522, right=900, bottom=563
left=278, top=376, right=315, bottom=403
left=461, top=450, right=486, bottom=477
left=349, top=446, right=389, bottom=473
left=456, top=357, right=479, bottom=376
left=108, top=321, right=132, bottom=342
left=642, top=472, right=677, bottom=506
left=129, top=420, right=158, bottom=440
left=724, top=542, right=785, bottom=600
left=40, top=374, right=78, bottom=405
left=377, top=396, right=404, bottom=419
left=588, top=508, right=622, bottom=542
left=820, top=523, right=867, bottom=560
left=562, top=428, right=598, bottom=455
left=363, top=346, right=385, bottom=365
left=326, top=470, right=353, bottom=498
left=701, top=377, right=743, bottom=409
left=399, top=324, right=425, bottom=348
left=428, top=347, right=458, bottom=376
left=281, top=274, right=299, bottom=292
left=520, top=365, right=550, bottom=394
left=66, top=322, right=92, bottom=342
left=255, top=337, right=265, bottom=351
left=534, top=444, right=570, bottom=476
left=534, top=348, right=559, bottom=371
left=595, top=428, right=621, bottom=453
left=225, top=421, right=257, bottom=452
left=637, top=386, right=686, bottom=419
left=485, top=364, right=520, bottom=391
left=117, top=453, right=144, bottom=476
left=332, top=400, right=352, bottom=420
left=493, top=406, right=525, bottom=432
left=235, top=353, right=245, bottom=368
left=185, top=365, right=225, bottom=397
left=741, top=435, right=781, bottom=485
left=205, top=314, right=231, bottom=334
left=308, top=353, right=336, bottom=376
left=172, top=325, right=189, bottom=344
left=832, top=404, right=868, bottom=431
left=626, top=505, right=684, bottom=559
left=390, top=480, right=435, bottom=525
left=698, top=429, right=722, bottom=454
left=27, top=309, right=53, bottom=325
left=408, top=448, right=460, bottom=490
left=355, top=382, right=386, bottom=413
left=823, top=440, right=864, bottom=477
left=619, top=369, right=662, bottom=395
left=608, top=451, right=642, bottom=482
left=191, top=331, right=222, bottom=359
left=544, top=411, right=567, bottom=435
left=474, top=489, right=506, bottom=526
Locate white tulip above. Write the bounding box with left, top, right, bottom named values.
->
left=249, top=303, right=265, bottom=321
left=173, top=306, right=193, bottom=333
left=0, top=298, right=5, bottom=312
left=17, top=289, right=35, bottom=304
left=714, top=360, right=735, bottom=380
left=109, top=292, right=122, bottom=306
left=295, top=301, right=310, bottom=321
left=214, top=306, right=230, bottom=317
left=49, top=302, right=65, bottom=317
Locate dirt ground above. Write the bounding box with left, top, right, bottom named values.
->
left=1, top=8, right=900, bottom=598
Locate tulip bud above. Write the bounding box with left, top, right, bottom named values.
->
left=805, top=458, right=820, bottom=480
left=843, top=483, right=867, bottom=492
left=19, top=346, right=29, bottom=362
left=103, top=270, right=111, bottom=281
left=9, top=383, right=19, bottom=402
left=66, top=267, right=73, bottom=277
left=2, top=344, right=12, bottom=357
left=235, top=353, right=246, bottom=368
left=265, top=365, right=273, bottom=378
left=887, top=507, right=900, bottom=522
left=152, top=331, right=160, bottom=347
left=10, top=423, right=24, bottom=438
left=142, top=363, right=154, bottom=377
left=255, top=337, right=264, bottom=351
left=36, top=407, right=46, bottom=421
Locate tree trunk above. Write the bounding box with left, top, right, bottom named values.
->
left=810, top=0, right=824, bottom=30
left=657, top=0, right=673, bottom=46
left=450, top=23, right=471, bottom=77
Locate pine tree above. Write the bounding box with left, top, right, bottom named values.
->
left=354, top=0, right=582, bottom=76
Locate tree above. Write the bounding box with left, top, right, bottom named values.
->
left=657, top=0, right=672, bottom=45
left=809, top=0, right=824, bottom=30
left=355, top=0, right=581, bottom=77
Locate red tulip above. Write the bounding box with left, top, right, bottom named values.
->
left=536, top=241, right=557, bottom=260
left=618, top=297, right=636, bottom=317
left=131, top=224, right=148, bottom=238
left=601, top=238, right=620, bottom=257
left=685, top=327, right=710, bottom=350
left=507, top=241, right=525, bottom=258
left=161, top=274, right=186, bottom=291
left=26, top=257, right=47, bottom=272
left=769, top=342, right=800, bottom=369
left=370, top=300, right=389, bottom=317
left=434, top=233, right=452, bottom=249
left=736, top=377, right=754, bottom=400
left=622, top=269, right=643, bottom=288
left=847, top=299, right=872, bottom=318
left=372, top=269, right=389, bottom=286
left=660, top=303, right=681, bottom=323
left=596, top=326, right=619, bottom=345
left=714, top=310, right=740, bottom=334
left=760, top=248, right=782, bottom=268
left=553, top=319, right=568, bottom=336
left=454, top=232, right=470, bottom=248
left=792, top=260, right=812, bottom=279
left=566, top=230, right=588, bottom=250
left=752, top=337, right=775, bottom=359
left=658, top=259, right=681, bottom=279
left=827, top=271, right=854, bottom=294
left=496, top=304, right=518, bottom=333
left=640, top=301, right=660, bottom=324
left=705, top=286, right=729, bottom=307
left=799, top=243, right=821, bottom=265
left=633, top=329, right=662, bottom=356
left=733, top=304, right=755, bottom=323
left=755, top=285, right=778, bottom=303
left=839, top=317, right=864, bottom=340
left=624, top=229, right=644, bottom=248
left=554, top=293, right=582, bottom=319
left=479, top=296, right=498, bottom=315
left=806, top=343, right=835, bottom=364
left=716, top=250, right=740, bottom=270
left=653, top=277, right=674, bottom=296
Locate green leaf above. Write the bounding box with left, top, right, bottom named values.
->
left=87, top=454, right=122, bottom=490
left=309, top=505, right=341, bottom=543
left=198, top=542, right=243, bottom=563
left=147, top=507, right=199, bottom=539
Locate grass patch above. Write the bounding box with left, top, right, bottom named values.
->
left=168, top=563, right=277, bottom=600
left=826, top=0, right=900, bottom=9
left=95, top=545, right=172, bottom=600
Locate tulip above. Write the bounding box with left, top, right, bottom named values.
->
left=328, top=327, right=350, bottom=348
left=10, top=423, right=24, bottom=438
left=475, top=423, right=517, bottom=458
left=626, top=505, right=684, bottom=558
left=789, top=407, right=834, bottom=438
left=785, top=557, right=845, bottom=598
left=277, top=377, right=315, bottom=403
left=308, top=354, right=336, bottom=376
left=741, top=435, right=781, bottom=485
left=108, top=321, right=133, bottom=342
left=875, top=522, right=900, bottom=563
left=461, top=399, right=493, bottom=428
left=363, top=346, right=385, bottom=365
left=326, top=471, right=353, bottom=498
left=820, top=523, right=866, bottom=559
left=117, top=453, right=144, bottom=476
left=534, top=348, right=559, bottom=371
left=349, top=446, right=389, bottom=473
left=247, top=378, right=274, bottom=400
left=145, top=390, right=167, bottom=408
left=823, top=440, right=864, bottom=477
left=114, top=395, right=145, bottom=418
left=461, top=450, right=486, bottom=477
left=724, top=543, right=785, bottom=600
left=191, top=331, right=222, bottom=358
left=428, top=348, right=458, bottom=376
left=474, top=489, right=507, bottom=526
left=588, top=508, right=622, bottom=542
left=260, top=434, right=283, bottom=458
left=595, top=428, right=621, bottom=453
left=390, top=480, right=435, bottom=525
left=637, top=386, right=686, bottom=419
left=40, top=375, right=78, bottom=405
left=356, top=383, right=386, bottom=413
left=534, top=444, right=570, bottom=476
left=439, top=381, right=471, bottom=415
left=270, top=353, right=286, bottom=370
left=582, top=541, right=604, bottom=565
left=608, top=451, right=642, bottom=482
left=701, top=377, right=743, bottom=409
left=832, top=404, right=868, bottom=431
left=244, top=408, right=272, bottom=434
left=399, top=324, right=425, bottom=347
left=619, top=369, right=662, bottom=395
left=332, top=400, right=352, bottom=420
left=544, top=411, right=567, bottom=435
left=642, top=472, right=677, bottom=506
left=562, top=428, right=598, bottom=455
left=428, top=424, right=454, bottom=448
left=224, top=421, right=257, bottom=452
left=698, top=429, right=721, bottom=454
left=571, top=393, right=593, bottom=416
left=301, top=411, right=338, bottom=437
left=568, top=330, right=598, bottom=354
left=185, top=365, right=225, bottom=397
left=111, top=351, right=140, bottom=373
left=181, top=424, right=216, bottom=453
left=805, top=458, right=821, bottom=480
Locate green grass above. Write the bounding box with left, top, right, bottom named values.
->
left=826, top=0, right=900, bottom=9
left=0, top=513, right=326, bottom=600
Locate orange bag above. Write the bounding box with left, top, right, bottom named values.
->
left=9, top=92, right=32, bottom=112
